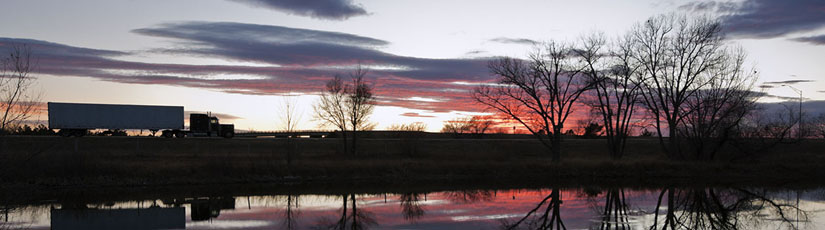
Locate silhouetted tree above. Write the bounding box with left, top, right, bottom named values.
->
left=346, top=67, right=375, bottom=156
left=279, top=95, right=303, bottom=165
left=314, top=66, right=375, bottom=156
left=475, top=42, right=592, bottom=162
left=630, top=14, right=760, bottom=160
left=678, top=48, right=758, bottom=161
left=1, top=44, right=40, bottom=135
left=314, top=75, right=349, bottom=155
left=577, top=33, right=641, bottom=159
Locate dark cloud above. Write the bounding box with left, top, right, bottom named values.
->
left=791, top=35, right=825, bottom=45
left=1, top=21, right=497, bottom=114
left=757, top=100, right=825, bottom=116
left=679, top=0, right=825, bottom=39
left=489, top=37, right=538, bottom=45
left=229, top=0, right=367, bottom=20
left=678, top=1, right=738, bottom=12
left=133, top=22, right=491, bottom=82
left=400, top=112, right=435, bottom=118
left=763, top=80, right=815, bottom=85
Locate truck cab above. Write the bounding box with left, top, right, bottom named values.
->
left=161, top=113, right=234, bottom=138
left=188, top=113, right=234, bottom=138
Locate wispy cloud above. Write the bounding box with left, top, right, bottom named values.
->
left=762, top=79, right=815, bottom=85
left=228, top=0, right=367, bottom=20
left=489, top=37, right=538, bottom=45
left=791, top=35, right=825, bottom=45
left=400, top=112, right=435, bottom=118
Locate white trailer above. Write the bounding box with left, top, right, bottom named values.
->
left=48, top=102, right=184, bottom=136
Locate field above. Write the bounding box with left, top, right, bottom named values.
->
left=1, top=136, right=824, bottom=192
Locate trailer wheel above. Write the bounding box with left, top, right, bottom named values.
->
left=174, top=132, right=185, bottom=138
left=162, top=131, right=173, bottom=138
left=223, top=132, right=234, bottom=139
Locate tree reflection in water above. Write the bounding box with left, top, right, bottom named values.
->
left=399, top=193, right=425, bottom=222
left=649, top=188, right=808, bottom=230
left=444, top=190, right=495, bottom=204
left=501, top=188, right=566, bottom=230
left=590, top=189, right=632, bottom=230
left=280, top=194, right=300, bottom=230
left=315, top=194, right=376, bottom=230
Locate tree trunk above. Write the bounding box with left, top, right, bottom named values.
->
left=341, top=129, right=349, bottom=155
left=551, top=127, right=562, bottom=162
left=668, top=126, right=679, bottom=160
left=351, top=127, right=357, bottom=156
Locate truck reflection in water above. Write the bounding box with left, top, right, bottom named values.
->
left=50, top=206, right=185, bottom=230
left=49, top=197, right=236, bottom=230
left=162, top=196, right=236, bottom=221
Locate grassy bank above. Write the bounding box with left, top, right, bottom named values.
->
left=1, top=136, right=824, bottom=190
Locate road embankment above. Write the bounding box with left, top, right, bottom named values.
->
left=1, top=136, right=823, bottom=190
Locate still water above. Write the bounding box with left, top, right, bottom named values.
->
left=1, top=187, right=822, bottom=229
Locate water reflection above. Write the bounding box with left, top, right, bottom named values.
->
left=315, top=194, right=377, bottom=230
left=399, top=193, right=425, bottom=222
left=0, top=187, right=820, bottom=229
left=501, top=188, right=566, bottom=230
left=649, top=188, right=808, bottom=230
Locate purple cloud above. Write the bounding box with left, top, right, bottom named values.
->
left=792, top=35, right=825, bottom=45
left=132, top=22, right=491, bottom=82
left=679, top=0, right=825, bottom=39
left=229, top=0, right=367, bottom=20
left=0, top=21, right=497, bottom=114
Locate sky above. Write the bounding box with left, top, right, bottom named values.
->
left=1, top=0, right=824, bottom=131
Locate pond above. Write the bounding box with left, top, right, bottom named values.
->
left=1, top=187, right=822, bottom=229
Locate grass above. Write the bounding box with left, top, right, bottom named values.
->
left=0, top=136, right=824, bottom=192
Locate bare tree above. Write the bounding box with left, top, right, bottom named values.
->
left=346, top=67, right=375, bottom=156
left=678, top=47, right=758, bottom=161
left=313, top=66, right=375, bottom=156
left=630, top=14, right=749, bottom=159
left=577, top=34, right=641, bottom=159
left=314, top=75, right=350, bottom=154
left=475, top=42, right=592, bottom=162
left=1, top=44, right=40, bottom=135
left=279, top=94, right=303, bottom=165
left=279, top=94, right=303, bottom=133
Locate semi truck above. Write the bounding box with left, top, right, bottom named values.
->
left=48, top=102, right=234, bottom=138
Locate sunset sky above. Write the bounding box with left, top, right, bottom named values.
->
left=1, top=0, right=824, bottom=131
